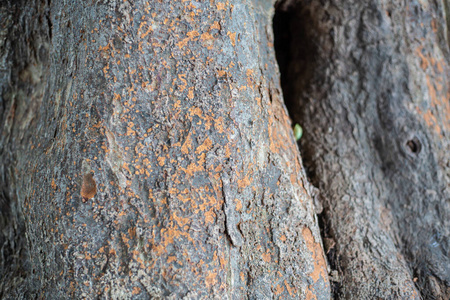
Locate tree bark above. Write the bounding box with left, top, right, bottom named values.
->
left=276, top=0, right=449, bottom=298
left=0, top=0, right=330, bottom=299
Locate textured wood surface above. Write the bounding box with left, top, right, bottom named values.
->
left=0, top=0, right=329, bottom=298
left=276, top=0, right=449, bottom=298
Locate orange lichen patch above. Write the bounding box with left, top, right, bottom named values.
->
left=289, top=173, right=297, bottom=186
left=177, top=30, right=199, bottom=49
left=139, top=22, right=153, bottom=39
left=426, top=75, right=440, bottom=108
left=216, top=70, right=228, bottom=77
left=51, top=178, right=57, bottom=190
left=196, top=137, right=213, bottom=154
left=213, top=116, right=225, bottom=134
left=204, top=209, right=215, bottom=224
left=153, top=244, right=165, bottom=257
left=98, top=41, right=111, bottom=53
left=210, top=21, right=220, bottom=30
left=415, top=47, right=428, bottom=70
left=227, top=31, right=236, bottom=47
left=289, top=171, right=305, bottom=191
left=205, top=270, right=218, bottom=287
left=178, top=74, right=187, bottom=92
left=158, top=225, right=195, bottom=256
left=413, top=46, right=450, bottom=133
left=305, top=288, right=317, bottom=300
left=187, top=86, right=195, bottom=99
left=176, top=188, right=193, bottom=204
left=126, top=123, right=137, bottom=136
left=428, top=82, right=450, bottom=131
left=223, top=144, right=233, bottom=159
left=157, top=156, right=165, bottom=166
left=267, top=117, right=280, bottom=154
left=219, top=254, right=227, bottom=268
left=181, top=132, right=193, bottom=154
left=200, top=31, right=214, bottom=42
left=240, top=272, right=245, bottom=282
left=128, top=227, right=136, bottom=239
left=167, top=255, right=177, bottom=263
left=102, top=63, right=110, bottom=75
left=121, top=233, right=131, bottom=247
left=237, top=175, right=251, bottom=189
left=81, top=173, right=97, bottom=202
left=262, top=251, right=271, bottom=263
left=416, top=107, right=442, bottom=135
left=235, top=199, right=242, bottom=211
left=122, top=163, right=131, bottom=173
left=246, top=69, right=254, bottom=87
left=132, top=286, right=141, bottom=295
left=181, top=159, right=205, bottom=177
left=255, top=97, right=262, bottom=108
left=267, top=96, right=294, bottom=156
left=216, top=2, right=226, bottom=10
left=197, top=192, right=222, bottom=213
left=173, top=211, right=190, bottom=227
left=189, top=106, right=203, bottom=117
left=274, top=283, right=284, bottom=295
left=302, top=227, right=328, bottom=283
left=284, top=280, right=296, bottom=297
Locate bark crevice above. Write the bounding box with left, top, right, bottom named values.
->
left=274, top=0, right=450, bottom=299
left=273, top=2, right=341, bottom=297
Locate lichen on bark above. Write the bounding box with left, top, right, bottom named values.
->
left=1, top=0, right=329, bottom=299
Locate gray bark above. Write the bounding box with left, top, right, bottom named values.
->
left=276, top=0, right=450, bottom=298
left=0, top=0, right=329, bottom=299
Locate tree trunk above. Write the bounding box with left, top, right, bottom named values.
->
left=276, top=0, right=449, bottom=298
left=0, top=0, right=330, bottom=299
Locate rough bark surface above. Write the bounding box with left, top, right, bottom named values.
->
left=0, top=0, right=330, bottom=299
left=276, top=0, right=449, bottom=298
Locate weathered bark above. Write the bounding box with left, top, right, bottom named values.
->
left=0, top=0, right=330, bottom=299
left=276, top=0, right=449, bottom=298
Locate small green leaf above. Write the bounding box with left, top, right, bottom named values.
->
left=293, top=123, right=303, bottom=141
